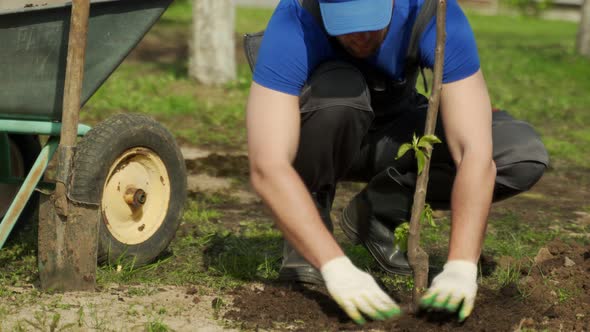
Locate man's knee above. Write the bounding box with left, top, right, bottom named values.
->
left=300, top=61, right=372, bottom=114
left=492, top=111, right=549, bottom=167
left=497, top=161, right=546, bottom=191
left=491, top=111, right=549, bottom=199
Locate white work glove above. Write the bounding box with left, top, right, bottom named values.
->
left=420, top=260, right=478, bottom=322
left=320, top=256, right=401, bottom=324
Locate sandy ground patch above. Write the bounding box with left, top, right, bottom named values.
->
left=0, top=285, right=235, bottom=331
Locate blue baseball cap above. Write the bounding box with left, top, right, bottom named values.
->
left=318, top=0, right=393, bottom=36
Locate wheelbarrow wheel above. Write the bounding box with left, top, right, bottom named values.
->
left=0, top=134, right=41, bottom=228
left=70, top=113, right=187, bottom=266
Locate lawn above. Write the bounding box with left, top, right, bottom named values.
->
left=0, top=1, right=588, bottom=331
left=86, top=1, right=590, bottom=169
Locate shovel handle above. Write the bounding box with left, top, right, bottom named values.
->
left=55, top=0, right=90, bottom=216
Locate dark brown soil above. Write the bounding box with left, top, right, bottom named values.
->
left=185, top=153, right=250, bottom=178
left=225, top=240, right=590, bottom=331
left=519, top=240, right=590, bottom=331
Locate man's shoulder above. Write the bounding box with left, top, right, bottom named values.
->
left=263, top=0, right=329, bottom=57
left=253, top=0, right=334, bottom=96
left=264, top=0, right=326, bottom=37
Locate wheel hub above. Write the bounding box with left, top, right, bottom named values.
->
left=102, top=147, right=170, bottom=245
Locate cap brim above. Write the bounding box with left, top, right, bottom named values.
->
left=319, top=0, right=393, bottom=36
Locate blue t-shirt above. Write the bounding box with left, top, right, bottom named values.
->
left=253, top=0, right=480, bottom=96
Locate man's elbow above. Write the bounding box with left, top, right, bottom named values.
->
left=456, top=149, right=496, bottom=179
left=489, top=159, right=497, bottom=180
left=249, top=157, right=291, bottom=195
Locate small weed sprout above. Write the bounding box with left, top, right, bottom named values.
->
left=394, top=204, right=438, bottom=253
left=146, top=317, right=171, bottom=332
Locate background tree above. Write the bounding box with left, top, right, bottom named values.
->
left=190, top=0, right=236, bottom=84
left=577, top=0, right=590, bottom=56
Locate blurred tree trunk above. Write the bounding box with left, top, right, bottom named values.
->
left=190, top=0, right=236, bottom=84
left=578, top=0, right=590, bottom=56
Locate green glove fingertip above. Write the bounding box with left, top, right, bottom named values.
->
left=354, top=317, right=366, bottom=325
left=458, top=312, right=467, bottom=323
left=432, top=294, right=451, bottom=309
left=445, top=301, right=460, bottom=312
left=382, top=307, right=401, bottom=318
left=420, top=293, right=437, bottom=308
left=371, top=311, right=386, bottom=321
left=458, top=305, right=473, bottom=323
left=432, top=300, right=446, bottom=309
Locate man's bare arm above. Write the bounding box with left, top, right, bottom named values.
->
left=247, top=82, right=402, bottom=324
left=439, top=69, right=496, bottom=263
left=246, top=82, right=344, bottom=268
left=420, top=69, right=496, bottom=321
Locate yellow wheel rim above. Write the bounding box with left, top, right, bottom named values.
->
left=102, top=147, right=170, bottom=245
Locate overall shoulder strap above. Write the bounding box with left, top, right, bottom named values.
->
left=404, top=0, right=437, bottom=93
left=299, top=0, right=437, bottom=94
left=298, top=0, right=323, bottom=26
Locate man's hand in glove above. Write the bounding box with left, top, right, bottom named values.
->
left=420, top=260, right=478, bottom=322
left=321, top=256, right=401, bottom=324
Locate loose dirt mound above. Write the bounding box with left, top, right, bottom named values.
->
left=225, top=241, right=590, bottom=331
left=518, top=240, right=590, bottom=331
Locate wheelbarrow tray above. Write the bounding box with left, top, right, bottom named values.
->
left=0, top=0, right=173, bottom=122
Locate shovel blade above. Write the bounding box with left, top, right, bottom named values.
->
left=38, top=193, right=99, bottom=291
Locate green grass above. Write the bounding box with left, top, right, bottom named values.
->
left=161, top=0, right=274, bottom=34
left=146, top=318, right=171, bottom=332
left=1, top=2, right=588, bottom=301
left=468, top=12, right=590, bottom=168
left=106, top=1, right=590, bottom=164
left=0, top=224, right=38, bottom=288
left=95, top=190, right=283, bottom=289
left=82, top=1, right=273, bottom=149
left=82, top=2, right=590, bottom=167
left=484, top=212, right=558, bottom=258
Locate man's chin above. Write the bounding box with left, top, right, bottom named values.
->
left=347, top=47, right=378, bottom=59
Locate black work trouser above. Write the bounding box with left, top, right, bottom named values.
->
left=293, top=61, right=549, bottom=208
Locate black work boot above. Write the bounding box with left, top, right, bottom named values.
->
left=340, top=167, right=413, bottom=275
left=278, top=191, right=334, bottom=285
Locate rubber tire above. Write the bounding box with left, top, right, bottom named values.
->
left=1, top=134, right=42, bottom=229
left=70, top=113, right=187, bottom=266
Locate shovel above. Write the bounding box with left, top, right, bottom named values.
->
left=38, top=0, right=99, bottom=292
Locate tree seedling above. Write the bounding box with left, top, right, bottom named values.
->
left=395, top=0, right=447, bottom=311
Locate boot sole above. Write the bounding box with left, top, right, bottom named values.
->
left=278, top=267, right=323, bottom=285
left=341, top=206, right=413, bottom=276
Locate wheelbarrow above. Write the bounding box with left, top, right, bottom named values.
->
left=0, top=0, right=187, bottom=291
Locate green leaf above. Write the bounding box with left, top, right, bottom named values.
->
left=416, top=150, right=426, bottom=175
left=394, top=222, right=410, bottom=252
left=412, top=133, right=419, bottom=147
left=419, top=134, right=442, bottom=145
left=417, top=140, right=433, bottom=151
left=396, top=143, right=413, bottom=160
left=421, top=203, right=437, bottom=227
